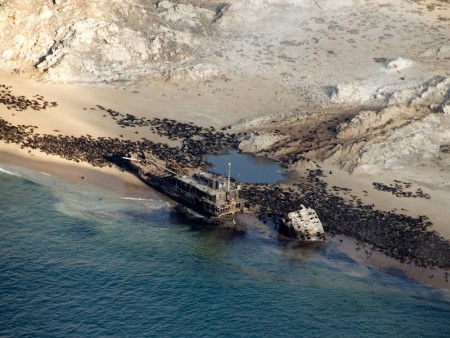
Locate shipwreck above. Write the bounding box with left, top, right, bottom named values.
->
left=122, top=152, right=244, bottom=219
left=120, top=152, right=325, bottom=241
left=279, top=205, right=325, bottom=241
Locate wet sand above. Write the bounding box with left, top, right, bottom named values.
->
left=0, top=142, right=149, bottom=197
left=328, top=234, right=450, bottom=290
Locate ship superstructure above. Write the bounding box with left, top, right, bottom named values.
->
left=281, top=205, right=325, bottom=241
left=123, top=152, right=243, bottom=218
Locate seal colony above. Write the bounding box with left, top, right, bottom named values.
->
left=1, top=84, right=450, bottom=274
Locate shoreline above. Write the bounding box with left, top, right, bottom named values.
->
left=0, top=71, right=449, bottom=291
left=1, top=149, right=448, bottom=291
left=0, top=143, right=151, bottom=198
left=327, top=234, right=449, bottom=291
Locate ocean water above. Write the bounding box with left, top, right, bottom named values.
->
left=1, top=164, right=450, bottom=337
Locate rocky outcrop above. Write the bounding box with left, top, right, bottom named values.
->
left=0, top=0, right=220, bottom=83
left=234, top=101, right=450, bottom=176
left=335, top=105, right=417, bottom=140
left=329, top=81, right=377, bottom=105
left=420, top=45, right=450, bottom=59
left=323, top=106, right=450, bottom=173
left=329, top=76, right=450, bottom=110
left=238, top=132, right=287, bottom=153
left=381, top=76, right=450, bottom=108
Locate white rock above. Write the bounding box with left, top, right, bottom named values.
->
left=15, top=35, right=26, bottom=46
left=385, top=57, right=413, bottom=71
left=171, top=63, right=219, bottom=80
left=157, top=1, right=175, bottom=10
left=108, top=23, right=120, bottom=33
left=1, top=49, right=14, bottom=60
left=39, top=6, right=53, bottom=20
left=149, top=36, right=162, bottom=54
left=351, top=164, right=381, bottom=175
left=330, top=82, right=374, bottom=104
left=336, top=105, right=413, bottom=139
left=349, top=112, right=449, bottom=172
left=420, top=45, right=450, bottom=58
left=238, top=132, right=286, bottom=153
left=443, top=105, right=450, bottom=117
left=290, top=158, right=318, bottom=170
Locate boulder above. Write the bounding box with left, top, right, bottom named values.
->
left=238, top=132, right=286, bottom=153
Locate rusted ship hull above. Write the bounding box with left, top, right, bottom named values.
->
left=121, top=153, right=243, bottom=220
left=141, top=173, right=240, bottom=219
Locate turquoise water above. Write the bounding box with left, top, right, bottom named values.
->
left=1, top=163, right=450, bottom=337
left=207, top=150, right=285, bottom=183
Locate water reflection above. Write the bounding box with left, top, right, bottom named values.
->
left=207, top=150, right=285, bottom=184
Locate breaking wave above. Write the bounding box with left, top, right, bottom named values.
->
left=0, top=167, right=21, bottom=177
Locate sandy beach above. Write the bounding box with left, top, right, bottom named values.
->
left=1, top=0, right=449, bottom=289
left=0, top=142, right=146, bottom=194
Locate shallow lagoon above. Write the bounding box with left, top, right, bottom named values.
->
left=207, top=149, right=285, bottom=184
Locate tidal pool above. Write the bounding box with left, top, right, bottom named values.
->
left=207, top=149, right=285, bottom=184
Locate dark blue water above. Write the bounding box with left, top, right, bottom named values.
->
left=207, top=150, right=285, bottom=183
left=1, top=164, right=450, bottom=337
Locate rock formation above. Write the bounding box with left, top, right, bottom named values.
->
left=238, top=132, right=286, bottom=153
left=0, top=0, right=222, bottom=82
left=331, top=105, right=450, bottom=173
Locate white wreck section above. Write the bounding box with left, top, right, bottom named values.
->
left=286, top=205, right=325, bottom=241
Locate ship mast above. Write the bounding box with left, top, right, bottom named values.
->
left=227, top=162, right=231, bottom=192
